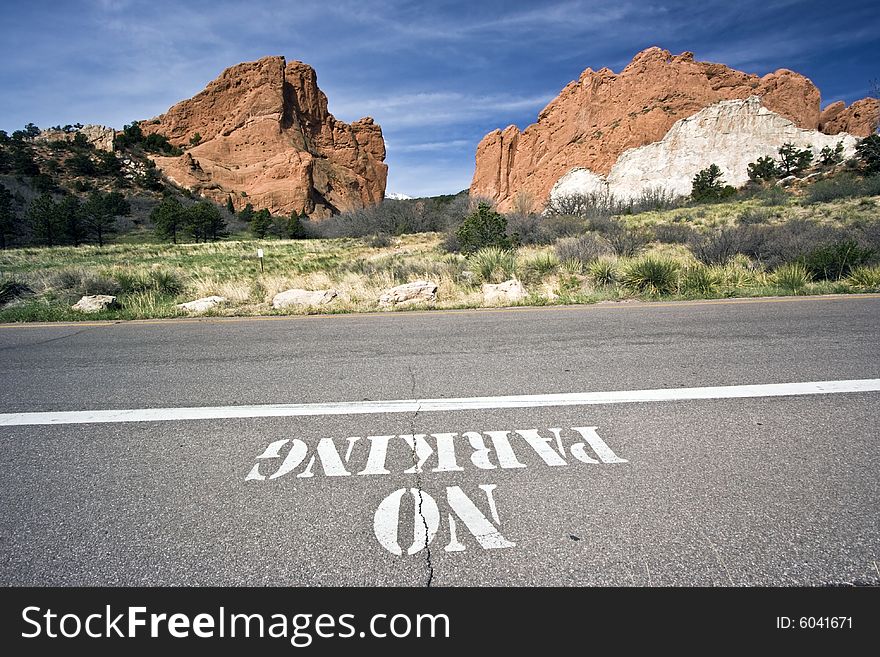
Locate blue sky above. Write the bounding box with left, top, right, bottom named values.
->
left=1, top=1, right=877, bottom=196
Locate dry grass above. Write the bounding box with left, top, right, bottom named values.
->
left=1, top=194, right=878, bottom=322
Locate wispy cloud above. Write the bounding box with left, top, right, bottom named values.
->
left=330, top=91, right=555, bottom=127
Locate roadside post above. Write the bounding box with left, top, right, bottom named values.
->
left=257, top=248, right=264, bottom=273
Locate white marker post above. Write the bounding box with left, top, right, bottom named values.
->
left=257, top=248, right=264, bottom=273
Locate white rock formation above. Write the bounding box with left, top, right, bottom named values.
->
left=378, top=280, right=438, bottom=307
left=71, top=295, right=117, bottom=313
left=482, top=279, right=527, bottom=304
left=272, top=288, right=337, bottom=308
left=176, top=296, right=225, bottom=313
left=549, top=96, right=860, bottom=203
left=35, top=125, right=117, bottom=152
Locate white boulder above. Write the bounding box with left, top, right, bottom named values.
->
left=175, top=296, right=225, bottom=313
left=482, top=279, right=527, bottom=304
left=379, top=280, right=438, bottom=307
left=272, top=288, right=338, bottom=309
left=71, top=295, right=117, bottom=313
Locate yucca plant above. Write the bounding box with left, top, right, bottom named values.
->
left=524, top=252, right=559, bottom=278
left=772, top=262, right=812, bottom=292
left=468, top=246, right=518, bottom=283
left=681, top=265, right=722, bottom=296
left=846, top=265, right=880, bottom=291
left=621, top=256, right=680, bottom=296
left=586, top=258, right=619, bottom=287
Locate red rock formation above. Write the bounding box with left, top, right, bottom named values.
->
left=471, top=47, right=879, bottom=211
left=142, top=56, right=387, bottom=218
left=819, top=98, right=880, bottom=136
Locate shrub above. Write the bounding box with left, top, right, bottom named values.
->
left=506, top=213, right=546, bottom=246
left=736, top=208, right=773, bottom=225
left=772, top=262, right=811, bottom=292
left=47, top=268, right=120, bottom=301
left=735, top=220, right=836, bottom=270
left=456, top=202, right=510, bottom=254
left=586, top=258, right=618, bottom=287
left=114, top=269, right=185, bottom=296
left=688, top=227, right=741, bottom=266
left=468, top=246, right=518, bottom=283
left=653, top=223, right=695, bottom=244
left=545, top=191, right=613, bottom=218
left=847, top=265, right=880, bottom=290
left=620, top=257, right=680, bottom=296
left=554, top=234, right=608, bottom=267
left=628, top=187, right=680, bottom=214
left=0, top=279, right=32, bottom=307
left=806, top=174, right=880, bottom=203
left=802, top=240, right=875, bottom=280
left=597, top=219, right=650, bottom=257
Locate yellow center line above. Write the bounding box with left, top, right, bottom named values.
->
left=1, top=293, right=879, bottom=329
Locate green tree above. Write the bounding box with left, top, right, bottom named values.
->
left=67, top=152, right=96, bottom=176
left=59, top=195, right=86, bottom=246
left=819, top=142, right=845, bottom=166
left=27, top=193, right=62, bottom=246
left=855, top=134, right=880, bottom=174
left=186, top=201, right=227, bottom=242
left=226, top=196, right=235, bottom=215
left=139, top=160, right=164, bottom=191
left=777, top=143, right=813, bottom=175
left=189, top=132, right=202, bottom=147
left=747, top=156, right=779, bottom=182
left=238, top=202, right=254, bottom=224
left=0, top=184, right=19, bottom=249
left=11, top=146, right=40, bottom=176
left=691, top=164, right=733, bottom=202
left=250, top=208, right=272, bottom=238
left=287, top=211, right=308, bottom=239
left=97, top=151, right=122, bottom=177
left=82, top=191, right=129, bottom=246
left=151, top=195, right=186, bottom=243
left=456, top=202, right=510, bottom=254
left=24, top=123, right=41, bottom=139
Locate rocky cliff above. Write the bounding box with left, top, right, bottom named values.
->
left=471, top=47, right=879, bottom=211
left=142, top=56, right=387, bottom=218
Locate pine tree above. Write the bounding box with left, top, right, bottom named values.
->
left=27, top=193, right=62, bottom=246
left=151, top=195, right=186, bottom=243
left=250, top=208, right=272, bottom=238
left=0, top=184, right=19, bottom=249
left=777, top=143, right=813, bottom=175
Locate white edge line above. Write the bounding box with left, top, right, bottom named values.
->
left=0, top=379, right=878, bottom=427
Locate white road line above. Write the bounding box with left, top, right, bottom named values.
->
left=0, top=379, right=878, bottom=427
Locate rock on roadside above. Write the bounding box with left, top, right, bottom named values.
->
left=482, top=279, right=527, bottom=304
left=272, top=289, right=338, bottom=309
left=378, top=280, right=438, bottom=307
left=71, top=295, right=117, bottom=313
left=175, top=296, right=226, bottom=313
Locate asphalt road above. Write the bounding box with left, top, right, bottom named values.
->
left=1, top=295, right=878, bottom=586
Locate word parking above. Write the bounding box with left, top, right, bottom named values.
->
left=245, top=426, right=628, bottom=555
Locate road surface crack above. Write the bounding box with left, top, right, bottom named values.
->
left=407, top=365, right=433, bottom=587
